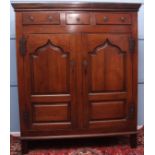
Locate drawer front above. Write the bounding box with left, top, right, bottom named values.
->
left=95, top=13, right=131, bottom=25
left=66, top=13, right=90, bottom=25
left=23, top=12, right=60, bottom=25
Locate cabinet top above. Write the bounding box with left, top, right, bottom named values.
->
left=11, top=2, right=141, bottom=12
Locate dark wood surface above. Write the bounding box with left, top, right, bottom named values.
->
left=12, top=2, right=141, bottom=154
left=12, top=2, right=141, bottom=11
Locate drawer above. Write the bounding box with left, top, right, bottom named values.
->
left=23, top=12, right=60, bottom=25
left=66, top=13, right=90, bottom=25
left=95, top=13, right=131, bottom=25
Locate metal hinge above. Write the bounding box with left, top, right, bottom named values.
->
left=19, top=36, right=27, bottom=56
left=128, top=104, right=135, bottom=119
left=129, top=37, right=135, bottom=53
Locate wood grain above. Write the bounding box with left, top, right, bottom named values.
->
left=90, top=101, right=125, bottom=120
left=12, top=2, right=141, bottom=153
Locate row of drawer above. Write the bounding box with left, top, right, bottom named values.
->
left=23, top=12, right=131, bottom=25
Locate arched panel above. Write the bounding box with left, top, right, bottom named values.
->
left=89, top=38, right=126, bottom=92
left=32, top=39, right=68, bottom=57
left=30, top=40, right=70, bottom=94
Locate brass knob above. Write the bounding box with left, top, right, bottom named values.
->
left=48, top=15, right=53, bottom=21
left=120, top=17, right=126, bottom=22
left=29, top=16, right=34, bottom=21
left=103, top=16, right=109, bottom=22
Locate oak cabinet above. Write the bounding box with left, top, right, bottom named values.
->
left=12, top=2, right=141, bottom=154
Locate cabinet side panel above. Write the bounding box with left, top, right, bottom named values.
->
left=131, top=12, right=138, bottom=129
left=15, top=12, right=27, bottom=131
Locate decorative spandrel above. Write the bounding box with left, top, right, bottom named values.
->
left=31, top=39, right=68, bottom=58
left=89, top=38, right=125, bottom=55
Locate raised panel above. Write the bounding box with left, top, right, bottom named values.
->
left=33, top=103, right=70, bottom=122
left=30, top=40, right=69, bottom=94
left=89, top=119, right=132, bottom=131
left=90, top=101, right=126, bottom=120
left=89, top=39, right=126, bottom=92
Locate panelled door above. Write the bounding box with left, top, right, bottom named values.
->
left=82, top=34, right=134, bottom=132
left=22, top=34, right=77, bottom=131
left=21, top=33, right=135, bottom=133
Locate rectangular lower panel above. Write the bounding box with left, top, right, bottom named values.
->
left=32, top=122, right=72, bottom=131
left=33, top=103, right=70, bottom=122
left=90, top=100, right=126, bottom=120
left=89, top=119, right=134, bottom=132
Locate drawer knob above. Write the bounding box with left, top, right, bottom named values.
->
left=48, top=16, right=53, bottom=21
left=29, top=16, right=34, bottom=21
left=120, top=17, right=126, bottom=22
left=103, top=16, right=109, bottom=22
left=76, top=17, right=80, bottom=22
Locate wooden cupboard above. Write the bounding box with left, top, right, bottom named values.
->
left=12, top=2, right=141, bottom=154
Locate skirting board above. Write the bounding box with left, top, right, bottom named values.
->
left=10, top=125, right=144, bottom=137
left=10, top=132, right=21, bottom=137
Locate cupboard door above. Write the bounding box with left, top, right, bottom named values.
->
left=22, top=34, right=77, bottom=131
left=82, top=34, right=134, bottom=132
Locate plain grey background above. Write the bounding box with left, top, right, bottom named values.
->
left=10, top=0, right=144, bottom=132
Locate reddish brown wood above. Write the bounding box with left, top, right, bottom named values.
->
left=90, top=101, right=125, bottom=120
left=23, top=12, right=60, bottom=25
left=12, top=2, right=141, bottom=153
left=32, top=122, right=72, bottom=131
left=95, top=13, right=131, bottom=25
left=33, top=104, right=70, bottom=122
left=31, top=94, right=71, bottom=102
left=88, top=92, right=127, bottom=101
left=131, top=12, right=138, bottom=130
left=86, top=34, right=128, bottom=92
left=26, top=34, right=70, bottom=94
left=23, top=25, right=131, bottom=34
left=21, top=131, right=137, bottom=140
left=66, top=13, right=90, bottom=25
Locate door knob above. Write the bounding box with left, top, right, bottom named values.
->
left=103, top=16, right=109, bottom=22
left=29, top=16, right=34, bottom=21
left=120, top=17, right=126, bottom=22
left=76, top=17, right=81, bottom=22
left=48, top=15, right=53, bottom=21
